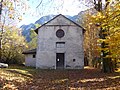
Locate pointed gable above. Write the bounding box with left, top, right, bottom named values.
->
left=35, top=14, right=85, bottom=34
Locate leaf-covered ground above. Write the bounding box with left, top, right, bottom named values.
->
left=0, top=65, right=120, bottom=90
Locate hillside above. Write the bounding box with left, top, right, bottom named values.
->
left=20, top=15, right=80, bottom=42
left=20, top=10, right=88, bottom=42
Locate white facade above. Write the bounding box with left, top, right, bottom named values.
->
left=36, top=14, right=84, bottom=69
left=25, top=54, right=36, bottom=67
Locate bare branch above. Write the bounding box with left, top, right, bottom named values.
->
left=36, top=0, right=43, bottom=8
left=94, top=0, right=96, bottom=5
left=104, top=0, right=110, bottom=9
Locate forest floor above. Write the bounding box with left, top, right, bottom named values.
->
left=0, top=65, right=120, bottom=90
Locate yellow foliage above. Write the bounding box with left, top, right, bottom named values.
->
left=83, top=0, right=120, bottom=67
left=8, top=14, right=13, bottom=19
left=1, top=0, right=29, bottom=23
left=18, top=16, right=22, bottom=21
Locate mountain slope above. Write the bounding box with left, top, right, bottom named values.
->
left=20, top=9, right=92, bottom=42
left=20, top=14, right=80, bottom=42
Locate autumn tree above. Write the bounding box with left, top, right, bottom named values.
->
left=93, top=0, right=120, bottom=72
left=1, top=25, right=27, bottom=64
left=0, top=0, right=3, bottom=60
left=82, top=9, right=101, bottom=67
left=84, top=0, right=120, bottom=72
left=0, top=0, right=28, bottom=63
left=100, top=1, right=120, bottom=70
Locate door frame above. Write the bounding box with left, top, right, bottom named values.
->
left=56, top=53, right=65, bottom=69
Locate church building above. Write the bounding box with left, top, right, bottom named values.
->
left=23, top=14, right=85, bottom=69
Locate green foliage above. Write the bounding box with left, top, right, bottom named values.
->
left=27, top=23, right=41, bottom=49
left=35, top=23, right=40, bottom=28
left=1, top=26, right=27, bottom=64
left=27, top=29, right=37, bottom=49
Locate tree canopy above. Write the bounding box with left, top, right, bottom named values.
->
left=83, top=0, right=120, bottom=72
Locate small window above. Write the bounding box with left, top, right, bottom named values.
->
left=73, top=59, right=76, bottom=62
left=33, top=54, right=36, bottom=58
left=56, top=42, right=65, bottom=48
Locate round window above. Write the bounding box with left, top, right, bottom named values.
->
left=56, top=29, right=65, bottom=38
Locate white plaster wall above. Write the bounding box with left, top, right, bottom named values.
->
left=36, top=15, right=84, bottom=69
left=25, top=54, right=36, bottom=67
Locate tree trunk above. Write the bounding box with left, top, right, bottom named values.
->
left=0, top=0, right=3, bottom=62
left=102, top=50, right=114, bottom=73
left=94, top=0, right=114, bottom=73
left=100, top=29, right=114, bottom=73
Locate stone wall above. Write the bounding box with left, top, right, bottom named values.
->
left=36, top=15, right=84, bottom=69
left=25, top=54, right=36, bottom=67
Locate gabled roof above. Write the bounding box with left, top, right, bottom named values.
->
left=22, top=49, right=36, bottom=54
left=35, top=14, right=85, bottom=34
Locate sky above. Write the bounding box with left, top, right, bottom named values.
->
left=18, top=0, right=90, bottom=26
